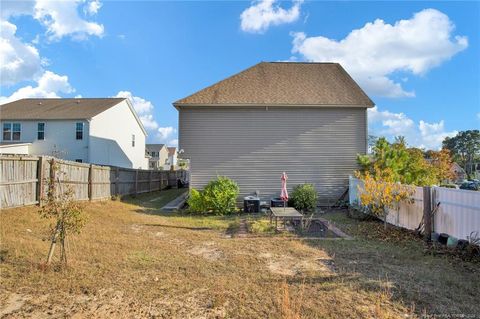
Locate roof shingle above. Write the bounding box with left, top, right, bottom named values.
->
left=174, top=62, right=374, bottom=107
left=0, top=98, right=126, bottom=120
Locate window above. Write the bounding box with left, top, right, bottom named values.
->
left=3, top=123, right=11, bottom=140
left=37, top=123, right=45, bottom=140
left=2, top=123, right=20, bottom=141
left=76, top=122, right=83, bottom=140
left=75, top=159, right=83, bottom=163
left=12, top=123, right=21, bottom=140
left=132, top=134, right=135, bottom=147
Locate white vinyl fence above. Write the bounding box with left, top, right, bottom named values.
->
left=349, top=176, right=480, bottom=241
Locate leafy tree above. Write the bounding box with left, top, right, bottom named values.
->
left=443, top=130, right=480, bottom=178
left=425, top=148, right=455, bottom=182
left=357, top=137, right=453, bottom=186
left=402, top=148, right=437, bottom=186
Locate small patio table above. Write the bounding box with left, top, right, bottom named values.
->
left=269, top=207, right=303, bottom=231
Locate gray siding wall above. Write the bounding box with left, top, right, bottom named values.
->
left=179, top=106, right=367, bottom=204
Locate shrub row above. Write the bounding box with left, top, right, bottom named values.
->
left=187, top=176, right=319, bottom=215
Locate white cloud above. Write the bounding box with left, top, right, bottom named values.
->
left=157, top=126, right=176, bottom=141
left=368, top=106, right=457, bottom=150
left=34, top=0, right=104, bottom=41
left=0, top=20, right=43, bottom=86
left=240, top=0, right=303, bottom=33
left=85, top=0, right=102, bottom=15
left=2, top=0, right=104, bottom=41
left=291, top=9, right=468, bottom=98
left=168, top=139, right=179, bottom=147
left=0, top=1, right=35, bottom=19
left=0, top=71, right=74, bottom=104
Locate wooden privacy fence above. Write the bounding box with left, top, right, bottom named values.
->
left=0, top=156, right=188, bottom=209
left=349, top=176, right=480, bottom=241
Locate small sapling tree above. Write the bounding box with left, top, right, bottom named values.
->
left=39, top=158, right=87, bottom=266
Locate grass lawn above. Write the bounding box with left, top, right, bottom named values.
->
left=0, top=190, right=478, bottom=318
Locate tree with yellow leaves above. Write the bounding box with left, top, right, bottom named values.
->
left=355, top=165, right=414, bottom=229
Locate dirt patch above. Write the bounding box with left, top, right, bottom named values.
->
left=188, top=242, right=224, bottom=261
left=0, top=293, right=28, bottom=317
left=259, top=252, right=333, bottom=276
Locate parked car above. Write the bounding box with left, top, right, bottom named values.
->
left=459, top=181, right=480, bottom=191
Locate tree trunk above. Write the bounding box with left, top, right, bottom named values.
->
left=46, top=222, right=61, bottom=265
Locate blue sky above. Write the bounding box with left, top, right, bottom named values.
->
left=1, top=0, right=479, bottom=149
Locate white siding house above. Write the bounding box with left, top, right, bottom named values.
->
left=0, top=98, right=148, bottom=169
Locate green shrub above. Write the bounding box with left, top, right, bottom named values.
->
left=187, top=189, right=207, bottom=213
left=203, top=176, right=239, bottom=215
left=291, top=183, right=318, bottom=212
left=187, top=176, right=239, bottom=215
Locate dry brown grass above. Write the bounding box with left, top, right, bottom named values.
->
left=0, top=192, right=476, bottom=318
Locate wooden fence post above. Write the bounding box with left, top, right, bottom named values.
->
left=149, top=170, right=153, bottom=192
left=49, top=158, right=56, bottom=200
left=88, top=164, right=93, bottom=201
left=134, top=170, right=138, bottom=195
left=37, top=156, right=44, bottom=206
left=423, top=186, right=432, bottom=243
left=115, top=167, right=120, bottom=195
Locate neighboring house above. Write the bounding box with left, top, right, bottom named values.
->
left=146, top=144, right=169, bottom=170
left=167, top=147, right=178, bottom=169
left=0, top=98, right=148, bottom=169
left=174, top=62, right=374, bottom=204
left=451, top=162, right=467, bottom=183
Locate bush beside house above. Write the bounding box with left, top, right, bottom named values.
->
left=290, top=184, right=318, bottom=213
left=187, top=176, right=239, bottom=215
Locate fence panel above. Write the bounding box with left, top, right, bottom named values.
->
left=91, top=165, right=113, bottom=200
left=434, top=187, right=480, bottom=240
left=385, top=186, right=423, bottom=230
left=0, top=157, right=38, bottom=208
left=117, top=168, right=136, bottom=195
left=54, top=160, right=90, bottom=201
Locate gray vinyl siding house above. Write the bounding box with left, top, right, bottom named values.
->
left=174, top=62, right=374, bottom=204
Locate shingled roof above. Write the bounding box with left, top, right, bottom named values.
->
left=174, top=62, right=374, bottom=107
left=0, top=98, right=126, bottom=120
